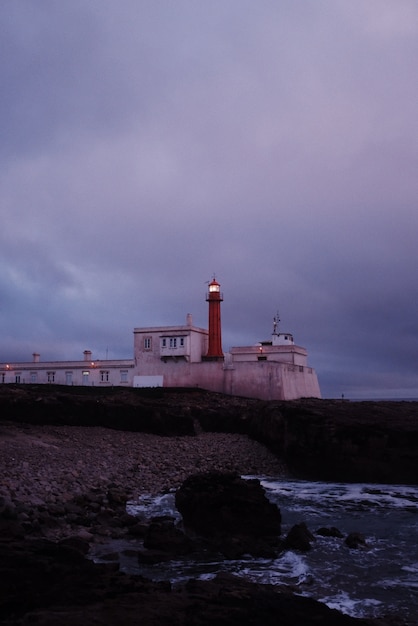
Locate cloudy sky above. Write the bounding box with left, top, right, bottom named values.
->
left=1, top=1, right=418, bottom=399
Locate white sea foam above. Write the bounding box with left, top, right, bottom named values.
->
left=127, top=492, right=181, bottom=521
left=260, top=479, right=418, bottom=515
left=224, top=551, right=310, bottom=587
left=121, top=478, right=418, bottom=620
left=402, top=562, right=418, bottom=574
left=320, top=592, right=382, bottom=618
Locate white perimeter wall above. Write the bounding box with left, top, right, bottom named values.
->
left=133, top=358, right=320, bottom=400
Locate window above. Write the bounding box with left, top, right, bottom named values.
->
left=161, top=338, right=166, bottom=348
left=144, top=337, right=152, bottom=350
left=30, top=372, right=37, bottom=383
left=1, top=373, right=5, bottom=383
left=47, top=372, right=55, bottom=383
left=120, top=370, right=128, bottom=383
left=15, top=374, right=21, bottom=383
left=169, top=337, right=177, bottom=348
left=82, top=371, right=89, bottom=385
left=100, top=370, right=109, bottom=382
left=180, top=337, right=185, bottom=347
left=65, top=372, right=73, bottom=385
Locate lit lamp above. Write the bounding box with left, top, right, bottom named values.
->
left=209, top=281, right=220, bottom=293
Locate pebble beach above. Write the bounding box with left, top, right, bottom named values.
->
left=0, top=420, right=286, bottom=520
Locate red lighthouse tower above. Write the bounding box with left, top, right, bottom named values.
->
left=205, top=277, right=224, bottom=360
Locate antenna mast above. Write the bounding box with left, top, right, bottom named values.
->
left=273, top=311, right=280, bottom=335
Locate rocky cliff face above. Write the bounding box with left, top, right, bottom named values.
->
left=243, top=399, right=418, bottom=484
left=1, top=385, right=417, bottom=484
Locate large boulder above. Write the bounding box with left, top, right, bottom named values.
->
left=175, top=471, right=281, bottom=558
left=284, top=522, right=315, bottom=552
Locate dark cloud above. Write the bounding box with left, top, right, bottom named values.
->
left=1, top=1, right=418, bottom=398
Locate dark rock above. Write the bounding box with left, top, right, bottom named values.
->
left=143, top=516, right=193, bottom=555
left=175, top=471, right=281, bottom=558
left=345, top=532, right=368, bottom=549
left=284, top=522, right=315, bottom=552
left=127, top=521, right=148, bottom=537
left=0, top=540, right=374, bottom=625
left=242, top=399, right=418, bottom=484
left=0, top=497, right=18, bottom=519
left=107, top=486, right=129, bottom=505
left=58, top=536, right=90, bottom=555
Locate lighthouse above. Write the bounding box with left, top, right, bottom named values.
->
left=205, top=277, right=224, bottom=359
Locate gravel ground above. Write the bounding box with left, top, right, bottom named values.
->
left=0, top=421, right=286, bottom=508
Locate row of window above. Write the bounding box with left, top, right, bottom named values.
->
left=143, top=336, right=186, bottom=350
left=161, top=337, right=185, bottom=348
left=1, top=370, right=129, bottom=384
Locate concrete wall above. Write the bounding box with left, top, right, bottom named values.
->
left=223, top=361, right=320, bottom=400
left=128, top=357, right=320, bottom=401
left=133, top=375, right=163, bottom=388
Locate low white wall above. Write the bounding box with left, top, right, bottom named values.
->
left=133, top=376, right=163, bottom=388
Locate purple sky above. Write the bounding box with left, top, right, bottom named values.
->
left=1, top=1, right=418, bottom=399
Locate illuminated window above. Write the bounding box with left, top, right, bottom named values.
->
left=144, top=338, right=152, bottom=350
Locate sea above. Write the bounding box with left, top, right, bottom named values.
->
left=91, top=478, right=418, bottom=623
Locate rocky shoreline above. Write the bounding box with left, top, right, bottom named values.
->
left=1, top=385, right=417, bottom=625
left=0, top=419, right=286, bottom=542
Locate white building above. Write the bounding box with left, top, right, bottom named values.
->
left=0, top=350, right=135, bottom=387
left=0, top=280, right=321, bottom=400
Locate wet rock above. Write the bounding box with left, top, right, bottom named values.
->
left=58, top=535, right=91, bottom=555
left=143, top=516, right=193, bottom=556
left=345, top=532, right=368, bottom=549
left=127, top=521, right=148, bottom=537
left=175, top=471, right=281, bottom=558
left=284, top=522, right=315, bottom=552
left=0, top=540, right=371, bottom=625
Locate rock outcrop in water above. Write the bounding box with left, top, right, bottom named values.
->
left=175, top=471, right=282, bottom=558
